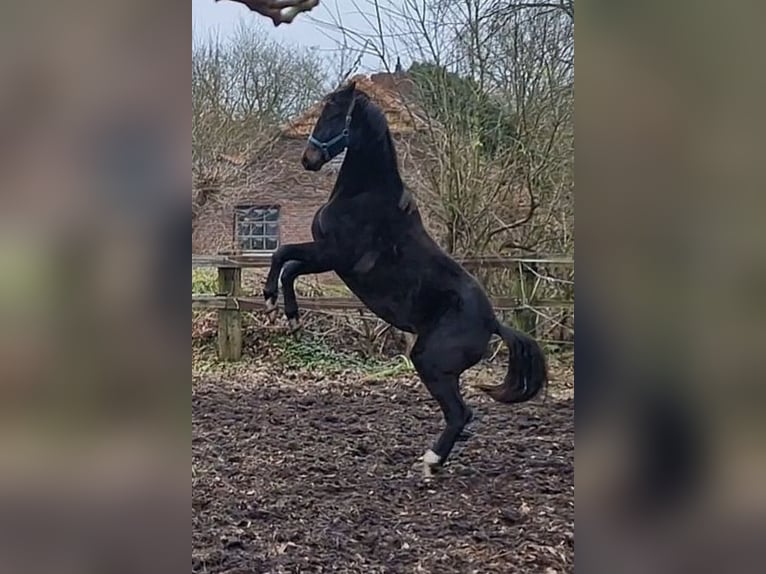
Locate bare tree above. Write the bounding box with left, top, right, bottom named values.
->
left=192, top=21, right=329, bottom=218
left=317, top=0, right=574, bottom=258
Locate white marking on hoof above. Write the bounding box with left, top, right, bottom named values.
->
left=288, top=317, right=300, bottom=333
left=422, top=449, right=442, bottom=479
left=265, top=299, right=277, bottom=313
left=423, top=449, right=441, bottom=465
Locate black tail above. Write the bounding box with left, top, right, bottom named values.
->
left=477, top=322, right=548, bottom=404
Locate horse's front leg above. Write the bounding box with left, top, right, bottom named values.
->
left=279, top=259, right=333, bottom=332
left=262, top=241, right=338, bottom=319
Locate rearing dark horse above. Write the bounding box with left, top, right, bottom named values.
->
left=263, top=81, right=548, bottom=478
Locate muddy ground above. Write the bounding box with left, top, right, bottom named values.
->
left=192, top=360, right=573, bottom=574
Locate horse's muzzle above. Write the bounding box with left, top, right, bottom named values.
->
left=301, top=146, right=323, bottom=171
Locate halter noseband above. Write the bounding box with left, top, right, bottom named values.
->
left=307, top=95, right=356, bottom=161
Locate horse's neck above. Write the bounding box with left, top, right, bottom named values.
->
left=334, top=130, right=403, bottom=197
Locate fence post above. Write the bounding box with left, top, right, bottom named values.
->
left=217, top=264, right=242, bottom=361
left=515, top=264, right=538, bottom=336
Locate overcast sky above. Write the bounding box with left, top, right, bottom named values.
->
left=192, top=0, right=408, bottom=73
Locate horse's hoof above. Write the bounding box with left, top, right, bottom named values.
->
left=264, top=298, right=278, bottom=323
left=421, top=449, right=442, bottom=479
left=287, top=317, right=301, bottom=334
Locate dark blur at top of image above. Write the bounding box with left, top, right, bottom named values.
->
left=577, top=0, right=766, bottom=572
left=0, top=1, right=188, bottom=573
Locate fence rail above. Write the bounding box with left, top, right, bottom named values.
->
left=192, top=253, right=574, bottom=361
left=192, top=253, right=574, bottom=269
left=192, top=295, right=571, bottom=311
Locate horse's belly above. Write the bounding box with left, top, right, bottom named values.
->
left=337, top=273, right=415, bottom=332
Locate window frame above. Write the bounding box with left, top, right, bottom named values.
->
left=233, top=204, right=281, bottom=252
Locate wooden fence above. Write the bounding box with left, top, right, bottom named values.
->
left=192, top=252, right=574, bottom=361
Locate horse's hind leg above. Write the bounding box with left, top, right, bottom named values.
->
left=411, top=327, right=487, bottom=478
left=416, top=372, right=470, bottom=478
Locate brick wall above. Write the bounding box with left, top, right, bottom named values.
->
left=192, top=134, right=439, bottom=256
left=193, top=138, right=330, bottom=254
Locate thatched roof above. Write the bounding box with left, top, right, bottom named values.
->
left=281, top=73, right=427, bottom=138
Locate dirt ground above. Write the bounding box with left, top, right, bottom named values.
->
left=192, top=361, right=573, bottom=574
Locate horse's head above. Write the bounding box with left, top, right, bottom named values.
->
left=302, top=82, right=357, bottom=172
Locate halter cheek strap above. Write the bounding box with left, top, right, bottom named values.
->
left=307, top=96, right=356, bottom=161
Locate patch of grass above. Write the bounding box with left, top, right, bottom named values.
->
left=360, top=354, right=415, bottom=381
left=275, top=334, right=415, bottom=379
left=192, top=332, right=413, bottom=382
left=192, top=269, right=218, bottom=294
left=192, top=310, right=417, bottom=380
left=275, top=333, right=374, bottom=371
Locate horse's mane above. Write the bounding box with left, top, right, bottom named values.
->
left=353, top=90, right=402, bottom=178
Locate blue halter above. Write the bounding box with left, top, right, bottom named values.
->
left=307, top=95, right=356, bottom=161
